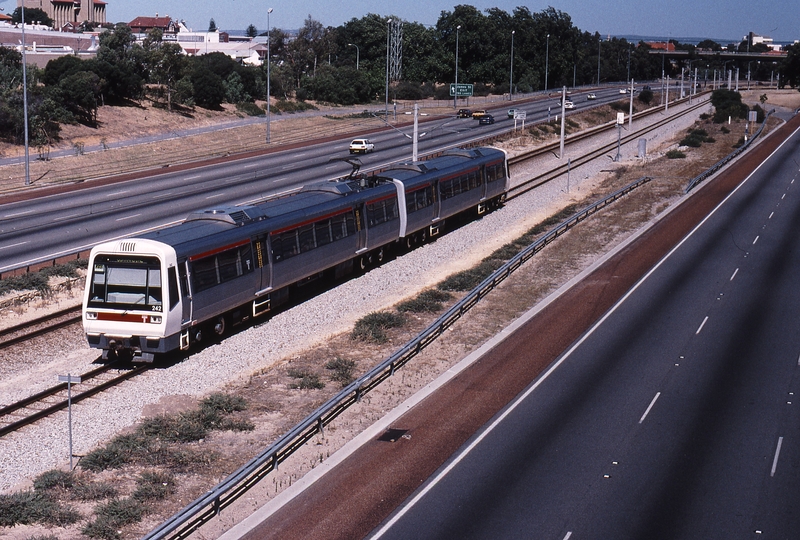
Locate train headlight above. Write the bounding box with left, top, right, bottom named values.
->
left=150, top=315, right=162, bottom=324
left=85, top=311, right=98, bottom=320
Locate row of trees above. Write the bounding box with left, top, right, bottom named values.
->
left=2, top=4, right=799, bottom=148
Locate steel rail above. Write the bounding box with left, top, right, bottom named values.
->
left=0, top=306, right=82, bottom=351
left=0, top=363, right=150, bottom=437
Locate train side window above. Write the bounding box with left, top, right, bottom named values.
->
left=367, top=198, right=398, bottom=225
left=299, top=223, right=316, bottom=253
left=331, top=215, right=347, bottom=241
left=315, top=220, right=332, bottom=246
left=272, top=229, right=300, bottom=261
left=179, top=262, right=191, bottom=298
left=217, top=248, right=241, bottom=282
left=192, top=256, right=219, bottom=292
left=168, top=267, right=179, bottom=310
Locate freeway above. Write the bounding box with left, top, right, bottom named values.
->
left=225, top=114, right=800, bottom=539
left=0, top=85, right=631, bottom=273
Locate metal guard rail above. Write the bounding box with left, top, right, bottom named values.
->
left=144, top=174, right=653, bottom=540
left=685, top=109, right=774, bottom=193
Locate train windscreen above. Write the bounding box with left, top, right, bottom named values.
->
left=87, top=255, right=163, bottom=311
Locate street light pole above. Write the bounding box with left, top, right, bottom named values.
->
left=544, top=34, right=549, bottom=92
left=454, top=25, right=461, bottom=108
left=597, top=37, right=601, bottom=86
left=266, top=7, right=272, bottom=144
left=509, top=30, right=514, bottom=101
left=348, top=43, right=359, bottom=70
left=20, top=4, right=30, bottom=185
left=385, top=18, right=392, bottom=119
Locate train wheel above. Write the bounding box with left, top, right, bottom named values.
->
left=213, top=316, right=227, bottom=336
left=375, top=248, right=385, bottom=263
left=359, top=256, right=369, bottom=271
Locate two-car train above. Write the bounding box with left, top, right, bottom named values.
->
left=82, top=147, right=510, bottom=361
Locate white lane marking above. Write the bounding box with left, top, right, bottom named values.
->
left=152, top=192, right=174, bottom=199
left=106, top=190, right=130, bottom=197
left=769, top=212, right=774, bottom=219
left=782, top=193, right=786, bottom=200
left=4, top=209, right=34, bottom=218
left=771, top=437, right=783, bottom=477
left=696, top=316, right=709, bottom=335
left=272, top=178, right=288, bottom=183
left=563, top=533, right=573, bottom=540
left=730, top=268, right=739, bottom=281
left=185, top=175, right=201, bottom=180
left=280, top=165, right=294, bottom=170
left=243, top=163, right=258, bottom=168
left=205, top=193, right=226, bottom=199
left=325, top=165, right=339, bottom=170
left=753, top=236, right=760, bottom=245
left=115, top=213, right=141, bottom=222
left=295, top=152, right=307, bottom=157
left=0, top=241, right=27, bottom=251
left=372, top=126, right=800, bottom=539
left=639, top=392, right=661, bottom=424
left=797, top=352, right=800, bottom=366
left=53, top=213, right=82, bottom=222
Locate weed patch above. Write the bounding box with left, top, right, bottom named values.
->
left=351, top=311, right=406, bottom=343
left=325, top=357, right=356, bottom=386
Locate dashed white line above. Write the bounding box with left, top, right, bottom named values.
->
left=696, top=316, right=709, bottom=335
left=771, top=437, right=783, bottom=477
left=0, top=241, right=27, bottom=251
left=753, top=236, right=759, bottom=245
left=639, top=392, right=661, bottom=424
left=769, top=211, right=774, bottom=219
left=782, top=193, right=786, bottom=200
left=152, top=192, right=174, bottom=199
left=52, top=213, right=82, bottom=222
left=205, top=193, right=226, bottom=199
left=106, top=190, right=130, bottom=197
left=185, top=175, right=201, bottom=180
left=4, top=209, right=34, bottom=218
left=563, top=533, right=573, bottom=540
left=730, top=268, right=739, bottom=281
left=115, top=213, right=141, bottom=222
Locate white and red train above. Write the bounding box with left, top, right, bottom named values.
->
left=82, top=147, right=510, bottom=361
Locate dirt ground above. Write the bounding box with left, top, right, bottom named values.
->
left=2, top=89, right=799, bottom=540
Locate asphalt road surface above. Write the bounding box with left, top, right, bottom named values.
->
left=234, top=115, right=800, bottom=540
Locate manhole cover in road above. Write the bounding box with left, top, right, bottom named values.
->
left=378, top=428, right=409, bottom=442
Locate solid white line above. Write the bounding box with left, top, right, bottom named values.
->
left=771, top=437, right=783, bottom=477
left=52, top=213, right=82, bottom=222
left=151, top=192, right=174, bottom=199
left=4, top=209, right=34, bottom=218
left=696, top=316, right=709, bottom=335
left=639, top=392, right=661, bottom=423
left=106, top=189, right=130, bottom=197
left=730, top=268, right=739, bottom=281
left=753, top=236, right=759, bottom=245
left=205, top=193, right=226, bottom=199
left=185, top=175, right=201, bottom=180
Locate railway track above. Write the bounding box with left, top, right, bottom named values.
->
left=0, top=305, right=82, bottom=351
left=0, top=361, right=151, bottom=437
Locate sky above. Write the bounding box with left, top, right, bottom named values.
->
left=2, top=0, right=797, bottom=44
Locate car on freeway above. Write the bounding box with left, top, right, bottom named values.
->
left=349, top=139, right=374, bottom=154
left=507, top=108, right=517, bottom=118
left=619, top=88, right=628, bottom=94
left=586, top=93, right=597, bottom=100
left=457, top=108, right=472, bottom=118
left=563, top=100, right=575, bottom=109
left=478, top=114, right=495, bottom=125
left=471, top=110, right=489, bottom=119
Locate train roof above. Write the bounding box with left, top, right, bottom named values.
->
left=379, top=147, right=504, bottom=184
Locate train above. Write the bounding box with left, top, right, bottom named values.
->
left=82, top=146, right=510, bottom=362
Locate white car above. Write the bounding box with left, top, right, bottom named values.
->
left=563, top=100, right=575, bottom=109
left=349, top=139, right=375, bottom=154
left=587, top=93, right=597, bottom=100
left=619, top=88, right=628, bottom=94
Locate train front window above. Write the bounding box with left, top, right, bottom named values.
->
left=89, top=255, right=163, bottom=309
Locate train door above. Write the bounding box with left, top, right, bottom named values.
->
left=253, top=235, right=271, bottom=290
left=178, top=261, right=192, bottom=349
left=354, top=204, right=367, bottom=253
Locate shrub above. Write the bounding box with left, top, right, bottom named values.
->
left=132, top=471, right=176, bottom=501
left=201, top=393, right=247, bottom=415
left=325, top=357, right=356, bottom=385
left=235, top=101, right=264, bottom=116
left=638, top=88, right=654, bottom=104
left=351, top=311, right=406, bottom=343
left=80, top=433, right=151, bottom=472
left=74, top=482, right=118, bottom=501
left=397, top=289, right=454, bottom=313
left=272, top=99, right=317, bottom=113
left=666, top=149, right=686, bottom=159
left=0, top=491, right=81, bottom=527
left=287, top=368, right=325, bottom=389
left=83, top=498, right=143, bottom=538
left=438, top=259, right=504, bottom=292
left=33, top=469, right=75, bottom=491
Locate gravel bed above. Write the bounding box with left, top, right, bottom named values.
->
left=0, top=99, right=709, bottom=493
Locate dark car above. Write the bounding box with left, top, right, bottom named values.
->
left=478, top=114, right=495, bottom=125
left=457, top=108, right=472, bottom=118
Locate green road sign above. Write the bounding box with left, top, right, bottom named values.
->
left=449, top=83, right=474, bottom=97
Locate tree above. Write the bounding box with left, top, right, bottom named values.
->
left=148, top=42, right=187, bottom=111
left=779, top=42, right=800, bottom=88
left=57, top=71, right=101, bottom=125
left=208, top=19, right=217, bottom=32
left=191, top=68, right=225, bottom=108
left=10, top=7, right=53, bottom=28
left=246, top=24, right=258, bottom=38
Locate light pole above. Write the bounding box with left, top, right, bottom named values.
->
left=266, top=7, right=272, bottom=144
left=509, top=30, right=514, bottom=101
left=385, top=18, right=392, bottom=119
left=20, top=4, right=30, bottom=185
left=597, top=36, right=601, bottom=86
left=544, top=34, right=549, bottom=92
left=348, top=43, right=359, bottom=70
left=454, top=25, right=461, bottom=108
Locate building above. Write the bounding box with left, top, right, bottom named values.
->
left=19, top=0, right=107, bottom=28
